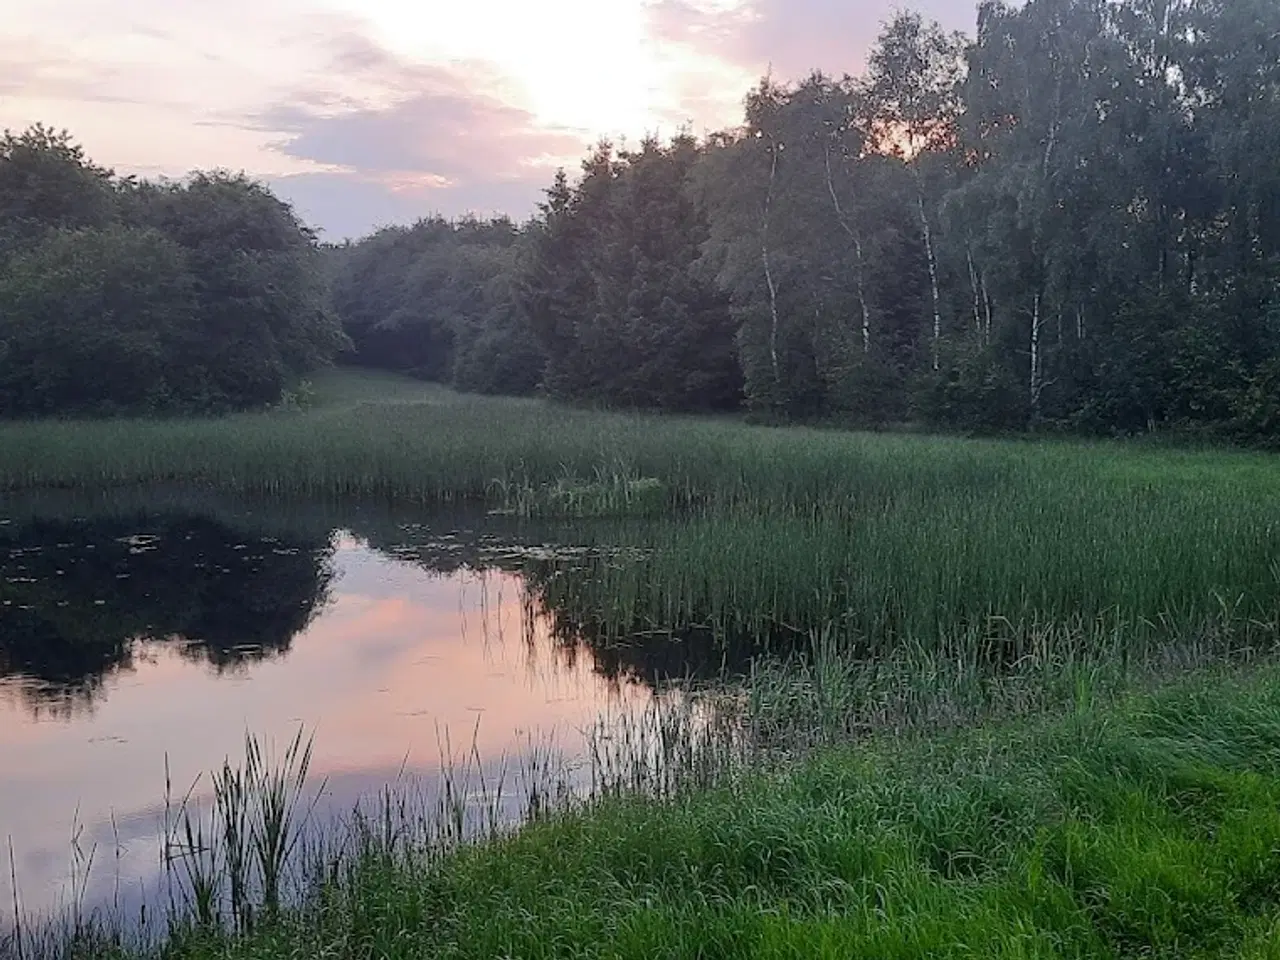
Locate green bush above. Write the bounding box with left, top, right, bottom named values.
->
left=0, top=225, right=197, bottom=415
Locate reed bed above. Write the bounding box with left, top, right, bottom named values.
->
left=4, top=370, right=1279, bottom=656
left=5, top=370, right=1274, bottom=512
left=531, top=494, right=1280, bottom=654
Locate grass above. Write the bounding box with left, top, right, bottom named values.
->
left=8, top=368, right=1280, bottom=957
left=380, top=670, right=1280, bottom=960
left=25, top=666, right=1280, bottom=959
left=3, top=368, right=1280, bottom=654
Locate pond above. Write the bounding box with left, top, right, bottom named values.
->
left=0, top=491, right=698, bottom=925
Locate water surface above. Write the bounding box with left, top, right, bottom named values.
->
left=0, top=494, right=669, bottom=921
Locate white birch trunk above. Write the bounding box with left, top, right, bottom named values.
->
left=762, top=142, right=781, bottom=384
left=824, top=144, right=871, bottom=354
left=916, top=183, right=942, bottom=371
left=1030, top=292, right=1042, bottom=420
left=966, top=244, right=982, bottom=337
left=983, top=276, right=993, bottom=344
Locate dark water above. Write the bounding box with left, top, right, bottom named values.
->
left=0, top=492, right=683, bottom=921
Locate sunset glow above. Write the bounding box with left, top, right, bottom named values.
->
left=1, top=0, right=975, bottom=236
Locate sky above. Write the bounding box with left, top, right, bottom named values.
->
left=2, top=0, right=977, bottom=240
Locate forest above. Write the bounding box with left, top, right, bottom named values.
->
left=0, top=127, right=347, bottom=415
left=332, top=0, right=1280, bottom=437
left=4, top=0, right=1280, bottom=441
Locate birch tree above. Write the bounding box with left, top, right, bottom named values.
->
left=864, top=13, right=967, bottom=372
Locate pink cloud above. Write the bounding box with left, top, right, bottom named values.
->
left=648, top=0, right=977, bottom=81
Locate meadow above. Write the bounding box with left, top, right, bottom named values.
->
left=4, top=368, right=1278, bottom=653
left=6, top=368, right=1280, bottom=958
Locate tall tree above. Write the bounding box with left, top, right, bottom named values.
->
left=0, top=125, right=115, bottom=264
left=0, top=226, right=197, bottom=415
left=131, top=173, right=348, bottom=407
left=863, top=13, right=967, bottom=372
left=523, top=136, right=742, bottom=410
left=0, top=130, right=348, bottom=415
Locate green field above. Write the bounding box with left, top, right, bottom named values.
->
left=8, top=368, right=1280, bottom=959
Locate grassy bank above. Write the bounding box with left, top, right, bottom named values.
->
left=29, top=666, right=1280, bottom=960
left=3, top=368, right=1277, bottom=510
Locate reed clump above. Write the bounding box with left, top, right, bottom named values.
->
left=488, top=460, right=667, bottom=519
left=161, top=731, right=317, bottom=936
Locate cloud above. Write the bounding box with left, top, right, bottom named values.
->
left=648, top=0, right=757, bottom=51
left=0, top=37, right=133, bottom=105
left=268, top=172, right=547, bottom=240
left=648, top=0, right=977, bottom=82
left=233, top=26, right=590, bottom=237
left=255, top=77, right=586, bottom=184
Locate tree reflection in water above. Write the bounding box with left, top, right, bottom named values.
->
left=0, top=512, right=335, bottom=718
left=0, top=494, right=755, bottom=721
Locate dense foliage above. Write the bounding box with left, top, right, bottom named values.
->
left=333, top=0, right=1280, bottom=437
left=524, top=137, right=743, bottom=410
left=9, top=0, right=1280, bottom=433
left=0, top=127, right=347, bottom=416
left=328, top=216, right=543, bottom=396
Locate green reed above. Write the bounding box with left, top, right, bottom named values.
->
left=524, top=464, right=1280, bottom=657
left=159, top=731, right=317, bottom=937
left=8, top=369, right=1280, bottom=668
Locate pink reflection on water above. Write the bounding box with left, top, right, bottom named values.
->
left=0, top=535, right=651, bottom=919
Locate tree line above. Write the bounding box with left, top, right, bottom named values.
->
left=6, top=0, right=1280, bottom=440
left=0, top=126, right=347, bottom=415
left=334, top=0, right=1280, bottom=439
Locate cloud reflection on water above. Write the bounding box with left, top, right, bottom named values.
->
left=0, top=529, right=652, bottom=921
